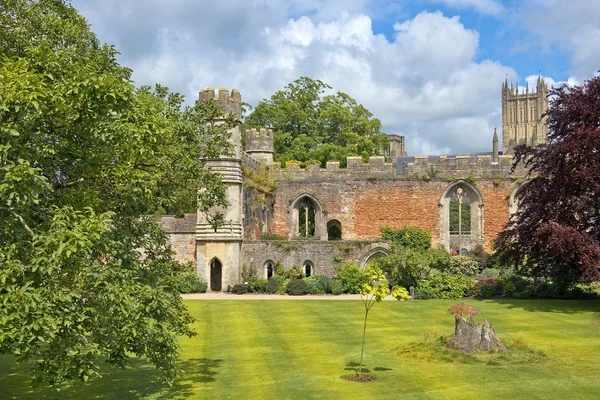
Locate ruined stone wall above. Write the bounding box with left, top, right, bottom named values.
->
left=157, top=214, right=197, bottom=264
left=268, top=156, right=525, bottom=250
left=242, top=240, right=390, bottom=278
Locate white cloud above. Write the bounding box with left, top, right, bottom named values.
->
left=428, top=0, right=504, bottom=16
left=71, top=1, right=519, bottom=155
left=519, top=0, right=600, bottom=81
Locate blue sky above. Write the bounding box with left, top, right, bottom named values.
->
left=71, top=0, right=598, bottom=155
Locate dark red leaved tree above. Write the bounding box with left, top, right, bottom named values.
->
left=495, top=74, right=600, bottom=289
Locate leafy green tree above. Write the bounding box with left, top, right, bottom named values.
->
left=357, top=265, right=410, bottom=377
left=0, top=0, right=233, bottom=386
left=245, top=77, right=389, bottom=166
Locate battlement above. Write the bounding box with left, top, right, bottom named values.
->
left=198, top=87, right=241, bottom=118
left=271, top=154, right=525, bottom=182
left=245, top=128, right=275, bottom=153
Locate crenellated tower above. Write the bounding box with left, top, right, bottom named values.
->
left=245, top=128, right=274, bottom=165
left=196, top=87, right=243, bottom=291
left=501, top=76, right=549, bottom=155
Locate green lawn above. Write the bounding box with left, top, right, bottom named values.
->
left=2, top=299, right=600, bottom=399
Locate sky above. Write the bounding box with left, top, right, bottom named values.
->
left=70, top=0, right=599, bottom=155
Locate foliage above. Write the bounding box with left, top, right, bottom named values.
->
left=468, top=245, right=493, bottom=270
left=173, top=263, right=208, bottom=294
left=446, top=256, right=479, bottom=277
left=356, top=264, right=410, bottom=376
left=494, top=75, right=600, bottom=289
left=476, top=268, right=501, bottom=280
left=245, top=77, right=389, bottom=167
left=327, top=224, right=342, bottom=240
left=381, top=226, right=432, bottom=251
left=286, top=279, right=309, bottom=296
left=477, top=284, right=496, bottom=299
left=259, top=232, right=287, bottom=241
left=335, top=263, right=368, bottom=294
left=303, top=275, right=332, bottom=294
left=265, top=276, right=285, bottom=294
left=417, top=272, right=475, bottom=300
left=503, top=282, right=516, bottom=297
left=449, top=199, right=471, bottom=233
left=246, top=279, right=268, bottom=293
left=284, top=265, right=304, bottom=280
left=0, top=0, right=236, bottom=385
left=414, top=287, right=438, bottom=299
left=446, top=303, right=481, bottom=318
left=242, top=263, right=258, bottom=282
left=242, top=164, right=278, bottom=194
left=230, top=284, right=248, bottom=295
left=330, top=280, right=344, bottom=295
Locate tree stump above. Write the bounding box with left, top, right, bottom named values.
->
left=447, top=315, right=508, bottom=353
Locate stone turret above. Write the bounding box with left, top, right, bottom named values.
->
left=384, top=134, right=407, bottom=158
left=245, top=128, right=274, bottom=165
left=502, top=75, right=548, bottom=155
left=196, top=87, right=243, bottom=291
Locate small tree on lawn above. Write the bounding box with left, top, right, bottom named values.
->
left=357, top=264, right=410, bottom=377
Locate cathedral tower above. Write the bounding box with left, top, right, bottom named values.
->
left=196, top=88, right=243, bottom=291
left=501, top=76, right=548, bottom=155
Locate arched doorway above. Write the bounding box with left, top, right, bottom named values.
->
left=303, top=260, right=314, bottom=277
left=358, top=244, right=391, bottom=269
left=327, top=219, right=342, bottom=240
left=264, top=260, right=274, bottom=279
left=210, top=258, right=222, bottom=292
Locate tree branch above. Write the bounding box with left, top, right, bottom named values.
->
left=0, top=207, right=34, bottom=236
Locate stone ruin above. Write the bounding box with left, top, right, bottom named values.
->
left=446, top=304, right=508, bottom=353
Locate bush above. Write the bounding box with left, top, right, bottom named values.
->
left=477, top=268, right=500, bottom=280
left=447, top=255, right=479, bottom=277
left=173, top=263, right=208, bottom=293
left=503, top=281, right=516, bottom=297
left=417, top=272, right=474, bottom=300
left=414, top=287, right=438, bottom=299
left=478, top=284, right=496, bottom=298
left=330, top=280, right=344, bottom=295
left=284, top=265, right=304, bottom=280
left=381, top=225, right=432, bottom=251
left=242, top=263, right=258, bottom=282
left=335, top=263, right=367, bottom=294
left=247, top=279, right=268, bottom=293
left=304, top=275, right=328, bottom=294
left=231, top=284, right=247, bottom=295
left=286, top=279, right=309, bottom=295
left=469, top=245, right=493, bottom=270
left=265, top=275, right=284, bottom=294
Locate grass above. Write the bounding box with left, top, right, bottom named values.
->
left=2, top=299, right=600, bottom=399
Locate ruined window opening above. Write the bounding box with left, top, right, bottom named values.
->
left=440, top=181, right=483, bottom=253
left=289, top=194, right=324, bottom=240
left=297, top=198, right=316, bottom=238
left=327, top=219, right=342, bottom=240
left=303, top=260, right=313, bottom=277
left=264, top=260, right=274, bottom=279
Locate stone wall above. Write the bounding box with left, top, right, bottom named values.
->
left=157, top=214, right=197, bottom=264
left=242, top=240, right=390, bottom=278
left=270, top=162, right=521, bottom=250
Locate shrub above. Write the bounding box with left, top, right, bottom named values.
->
left=335, top=263, right=367, bottom=294
left=304, top=275, right=327, bottom=294
left=477, top=268, right=500, bottom=280
left=284, top=265, right=304, bottom=280
left=242, top=263, right=258, bottom=282
left=447, top=255, right=479, bottom=277
left=247, top=279, right=268, bottom=293
left=330, top=280, right=344, bottom=295
left=478, top=284, right=496, bottom=298
left=286, top=279, right=309, bottom=295
left=417, top=272, right=474, bottom=300
left=381, top=225, right=432, bottom=251
left=265, top=275, right=284, bottom=294
left=414, top=287, right=438, bottom=299
left=231, top=284, right=247, bottom=295
left=503, top=281, right=516, bottom=297
left=469, top=245, right=493, bottom=270
left=173, top=262, right=208, bottom=293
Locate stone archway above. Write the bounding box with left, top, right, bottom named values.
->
left=327, top=219, right=342, bottom=240
left=289, top=194, right=325, bottom=240
left=439, top=180, right=484, bottom=252
left=358, top=243, right=391, bottom=269
left=209, top=258, right=223, bottom=292
left=508, top=183, right=527, bottom=218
